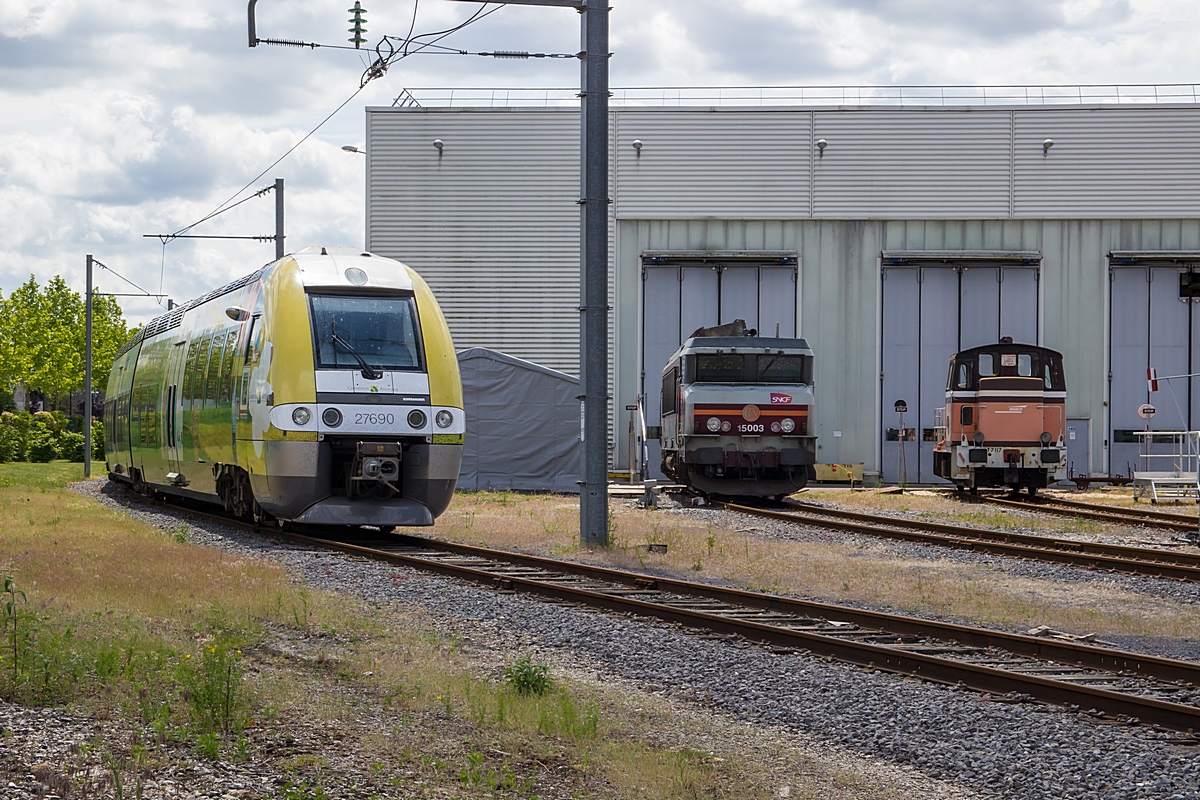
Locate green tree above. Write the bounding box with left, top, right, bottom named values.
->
left=0, top=275, right=130, bottom=409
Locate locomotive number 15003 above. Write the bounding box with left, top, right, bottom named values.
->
left=737, top=423, right=765, bottom=433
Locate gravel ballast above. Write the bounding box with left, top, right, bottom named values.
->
left=65, top=480, right=1200, bottom=800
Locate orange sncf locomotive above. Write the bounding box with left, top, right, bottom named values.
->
left=933, top=338, right=1067, bottom=494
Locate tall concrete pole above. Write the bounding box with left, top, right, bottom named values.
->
left=275, top=177, right=285, bottom=259
left=84, top=254, right=93, bottom=478
left=579, top=0, right=609, bottom=547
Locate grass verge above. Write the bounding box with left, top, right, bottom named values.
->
left=433, top=490, right=1200, bottom=641
left=0, top=464, right=922, bottom=799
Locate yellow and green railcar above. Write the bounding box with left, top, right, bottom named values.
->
left=105, top=246, right=464, bottom=528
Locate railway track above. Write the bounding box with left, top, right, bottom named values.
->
left=971, top=494, right=1200, bottom=533
left=713, top=500, right=1200, bottom=582
left=129, top=492, right=1200, bottom=734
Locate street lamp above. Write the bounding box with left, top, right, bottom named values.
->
left=342, top=145, right=365, bottom=154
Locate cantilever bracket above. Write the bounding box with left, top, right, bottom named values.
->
left=248, top=0, right=259, bottom=47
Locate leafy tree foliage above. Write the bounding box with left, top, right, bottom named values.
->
left=0, top=275, right=131, bottom=404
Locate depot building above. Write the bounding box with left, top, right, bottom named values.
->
left=361, top=89, right=1200, bottom=483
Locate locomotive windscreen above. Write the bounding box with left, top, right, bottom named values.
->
left=949, top=349, right=1065, bottom=391
left=309, top=294, right=423, bottom=372
left=687, top=353, right=813, bottom=385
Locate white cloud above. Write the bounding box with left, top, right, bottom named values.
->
left=1, top=0, right=1199, bottom=327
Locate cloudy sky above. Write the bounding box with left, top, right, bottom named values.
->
left=1, top=0, right=1198, bottom=326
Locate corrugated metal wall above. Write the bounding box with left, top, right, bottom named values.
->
left=614, top=111, right=810, bottom=219
left=1014, top=109, right=1200, bottom=218
left=367, top=108, right=582, bottom=372
left=367, top=105, right=1200, bottom=476
left=812, top=110, right=1013, bottom=219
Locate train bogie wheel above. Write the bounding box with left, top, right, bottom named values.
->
left=969, top=486, right=979, bottom=496
left=1027, top=485, right=1038, bottom=498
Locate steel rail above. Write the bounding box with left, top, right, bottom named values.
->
left=128, top=493, right=1200, bottom=731
left=973, top=495, right=1199, bottom=532
left=1000, top=494, right=1200, bottom=527
left=719, top=501, right=1200, bottom=580
left=273, top=529, right=1200, bottom=732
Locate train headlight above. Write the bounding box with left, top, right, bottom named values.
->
left=292, top=407, right=312, bottom=426
left=770, top=422, right=781, bottom=433
left=1040, top=431, right=1052, bottom=445
left=322, top=408, right=342, bottom=428
left=435, top=410, right=454, bottom=429
left=707, top=417, right=721, bottom=432
left=407, top=410, right=427, bottom=429
left=973, top=431, right=985, bottom=445
left=780, top=418, right=795, bottom=433
left=720, top=420, right=732, bottom=433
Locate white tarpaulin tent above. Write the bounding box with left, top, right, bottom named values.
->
left=456, top=348, right=580, bottom=493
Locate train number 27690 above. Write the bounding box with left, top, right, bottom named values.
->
left=354, top=412, right=396, bottom=426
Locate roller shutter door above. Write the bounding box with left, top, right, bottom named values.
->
left=1107, top=254, right=1200, bottom=478
left=641, top=253, right=799, bottom=478
left=881, top=254, right=1041, bottom=484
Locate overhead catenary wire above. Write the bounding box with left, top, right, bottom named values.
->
left=92, top=260, right=168, bottom=299
left=163, top=2, right=510, bottom=246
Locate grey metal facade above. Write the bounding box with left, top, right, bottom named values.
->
left=366, top=103, right=1200, bottom=480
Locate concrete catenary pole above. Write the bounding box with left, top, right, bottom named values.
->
left=579, top=0, right=609, bottom=547
left=84, top=254, right=93, bottom=479
left=275, top=177, right=285, bottom=260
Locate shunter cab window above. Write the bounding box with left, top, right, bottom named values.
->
left=309, top=294, right=423, bottom=372
left=978, top=354, right=995, bottom=377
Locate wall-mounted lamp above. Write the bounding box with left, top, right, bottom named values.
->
left=433, top=138, right=444, bottom=157
left=1042, top=138, right=1054, bottom=156
left=632, top=139, right=643, bottom=158
left=816, top=138, right=828, bottom=158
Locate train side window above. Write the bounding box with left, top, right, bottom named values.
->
left=182, top=341, right=199, bottom=404
left=960, top=406, right=973, bottom=426
left=219, top=329, right=238, bottom=404
left=244, top=315, right=260, bottom=363
left=1017, top=353, right=1033, bottom=376
left=978, top=353, right=995, bottom=376
left=1044, top=363, right=1053, bottom=388
left=149, top=389, right=157, bottom=445
left=192, top=337, right=212, bottom=402
left=206, top=336, right=225, bottom=404
left=661, top=367, right=677, bottom=416
left=956, top=363, right=970, bottom=389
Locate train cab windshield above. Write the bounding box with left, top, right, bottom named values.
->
left=686, top=353, right=813, bottom=385
left=948, top=348, right=1064, bottom=391
left=309, top=294, right=423, bottom=372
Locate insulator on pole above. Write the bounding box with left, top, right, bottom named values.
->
left=348, top=2, right=367, bottom=49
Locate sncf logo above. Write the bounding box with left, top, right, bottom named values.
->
left=770, top=393, right=792, bottom=404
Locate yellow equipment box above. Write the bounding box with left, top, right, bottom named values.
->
left=814, top=463, right=864, bottom=483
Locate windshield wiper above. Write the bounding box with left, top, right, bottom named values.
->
left=331, top=325, right=384, bottom=380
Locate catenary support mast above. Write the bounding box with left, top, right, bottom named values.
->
left=84, top=254, right=93, bottom=479
left=578, top=0, right=609, bottom=546
left=442, top=0, right=610, bottom=545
